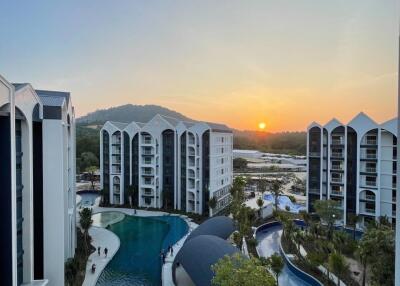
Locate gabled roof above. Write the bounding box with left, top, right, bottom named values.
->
left=36, top=90, right=70, bottom=107
left=380, top=118, right=397, bottom=136
left=324, top=118, right=343, bottom=132
left=12, top=83, right=30, bottom=91
left=108, top=121, right=129, bottom=130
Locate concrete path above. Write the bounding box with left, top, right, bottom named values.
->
left=162, top=221, right=198, bottom=286
left=82, top=227, right=120, bottom=286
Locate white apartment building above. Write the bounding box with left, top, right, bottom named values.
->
left=100, top=114, right=233, bottom=216
left=307, top=112, right=397, bottom=228
left=0, top=74, right=76, bottom=286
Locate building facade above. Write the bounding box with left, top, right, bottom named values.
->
left=307, top=112, right=397, bottom=228
left=0, top=74, right=76, bottom=286
left=100, top=114, right=233, bottom=216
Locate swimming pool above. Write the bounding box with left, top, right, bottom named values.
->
left=77, top=190, right=100, bottom=208
left=256, top=221, right=323, bottom=286
left=264, top=193, right=306, bottom=213
left=96, top=214, right=188, bottom=286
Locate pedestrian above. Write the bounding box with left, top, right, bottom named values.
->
left=91, top=263, right=96, bottom=273
left=170, top=247, right=173, bottom=256
left=104, top=247, right=108, bottom=258
left=162, top=253, right=166, bottom=264
left=98, top=246, right=101, bottom=256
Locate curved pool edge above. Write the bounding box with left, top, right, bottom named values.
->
left=89, top=207, right=197, bottom=286
left=82, top=226, right=121, bottom=286
left=255, top=221, right=323, bottom=286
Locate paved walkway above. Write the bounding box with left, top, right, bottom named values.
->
left=162, top=221, right=198, bottom=286
left=82, top=227, right=120, bottom=286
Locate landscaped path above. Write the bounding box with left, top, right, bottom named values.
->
left=82, top=226, right=120, bottom=286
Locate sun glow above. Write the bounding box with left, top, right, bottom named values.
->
left=258, top=122, right=266, bottom=130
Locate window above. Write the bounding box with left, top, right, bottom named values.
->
left=221, top=137, right=224, bottom=143
left=221, top=179, right=224, bottom=185
left=145, top=197, right=152, bottom=205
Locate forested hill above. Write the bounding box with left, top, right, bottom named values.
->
left=77, top=104, right=192, bottom=125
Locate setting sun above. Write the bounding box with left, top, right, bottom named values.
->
left=258, top=122, right=266, bottom=130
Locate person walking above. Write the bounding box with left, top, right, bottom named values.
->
left=104, top=247, right=108, bottom=258
left=98, top=246, right=101, bottom=256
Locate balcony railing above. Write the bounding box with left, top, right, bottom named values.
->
left=364, top=181, right=377, bottom=187
left=331, top=152, right=343, bottom=158
left=364, top=167, right=376, bottom=173
left=331, top=190, right=343, bottom=196
left=364, top=194, right=375, bottom=201
left=142, top=169, right=153, bottom=175
left=331, top=165, right=343, bottom=171
left=331, top=139, right=343, bottom=145
left=331, top=177, right=343, bottom=183
left=363, top=139, right=377, bottom=145
left=361, top=153, right=377, bottom=159
left=142, top=149, right=153, bottom=155
left=309, top=152, right=320, bottom=157
left=308, top=188, right=320, bottom=194
left=363, top=208, right=375, bottom=214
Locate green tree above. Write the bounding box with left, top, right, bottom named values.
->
left=230, top=176, right=247, bottom=220
left=126, top=186, right=137, bottom=208
left=346, top=213, right=361, bottom=240
left=328, top=252, right=347, bottom=286
left=270, top=181, right=283, bottom=210
left=267, top=254, right=284, bottom=286
left=256, top=197, right=264, bottom=217
left=208, top=196, right=218, bottom=211
left=233, top=158, right=248, bottom=170
left=358, top=223, right=394, bottom=286
left=85, top=166, right=98, bottom=190
left=212, top=254, right=275, bottom=286
left=78, top=151, right=99, bottom=173
left=307, top=251, right=325, bottom=269
left=314, top=200, right=342, bottom=240
left=257, top=174, right=269, bottom=196
left=79, top=208, right=93, bottom=257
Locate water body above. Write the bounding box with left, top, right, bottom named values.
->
left=96, top=215, right=188, bottom=286
left=256, top=225, right=312, bottom=286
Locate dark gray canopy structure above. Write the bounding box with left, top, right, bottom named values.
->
left=172, top=235, right=240, bottom=286
left=186, top=216, right=236, bottom=242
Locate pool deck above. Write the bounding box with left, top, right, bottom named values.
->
left=82, top=226, right=120, bottom=286
left=82, top=207, right=198, bottom=286
left=162, top=220, right=198, bottom=286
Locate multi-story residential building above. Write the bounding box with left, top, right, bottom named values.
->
left=0, top=74, right=76, bottom=286
left=100, top=114, right=233, bottom=216
left=307, top=112, right=397, bottom=228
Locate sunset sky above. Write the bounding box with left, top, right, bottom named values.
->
left=1, top=0, right=399, bottom=132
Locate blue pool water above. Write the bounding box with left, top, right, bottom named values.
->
left=77, top=191, right=100, bottom=208
left=264, top=193, right=306, bottom=213
left=96, top=215, right=188, bottom=286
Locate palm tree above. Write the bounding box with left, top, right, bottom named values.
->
left=127, top=186, right=136, bottom=208
left=347, top=213, right=361, bottom=240
left=267, top=254, right=284, bottom=286
left=270, top=181, right=283, bottom=210
left=208, top=196, right=217, bottom=211
left=80, top=207, right=93, bottom=257
left=85, top=166, right=98, bottom=190
left=328, top=252, right=348, bottom=286
left=256, top=197, right=264, bottom=218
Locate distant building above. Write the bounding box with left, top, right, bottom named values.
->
left=233, top=149, right=263, bottom=159
left=307, top=112, right=397, bottom=228
left=0, top=74, right=76, bottom=286
left=100, top=114, right=233, bottom=216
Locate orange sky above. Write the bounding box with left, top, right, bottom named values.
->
left=2, top=1, right=399, bottom=132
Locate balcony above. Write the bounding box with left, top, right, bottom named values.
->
left=362, top=138, right=377, bottom=145
left=309, top=152, right=320, bottom=157
left=188, top=149, right=195, bottom=156
left=331, top=164, right=343, bottom=171
left=331, top=152, right=343, bottom=158
left=309, top=188, right=320, bottom=195
left=330, top=190, right=343, bottom=196
left=331, top=138, right=344, bottom=145
left=331, top=176, right=343, bottom=184
left=361, top=152, right=377, bottom=160
left=142, top=190, right=154, bottom=197
left=142, top=168, right=153, bottom=176
left=363, top=167, right=377, bottom=173
left=364, top=180, right=377, bottom=187
left=142, top=148, right=154, bottom=155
